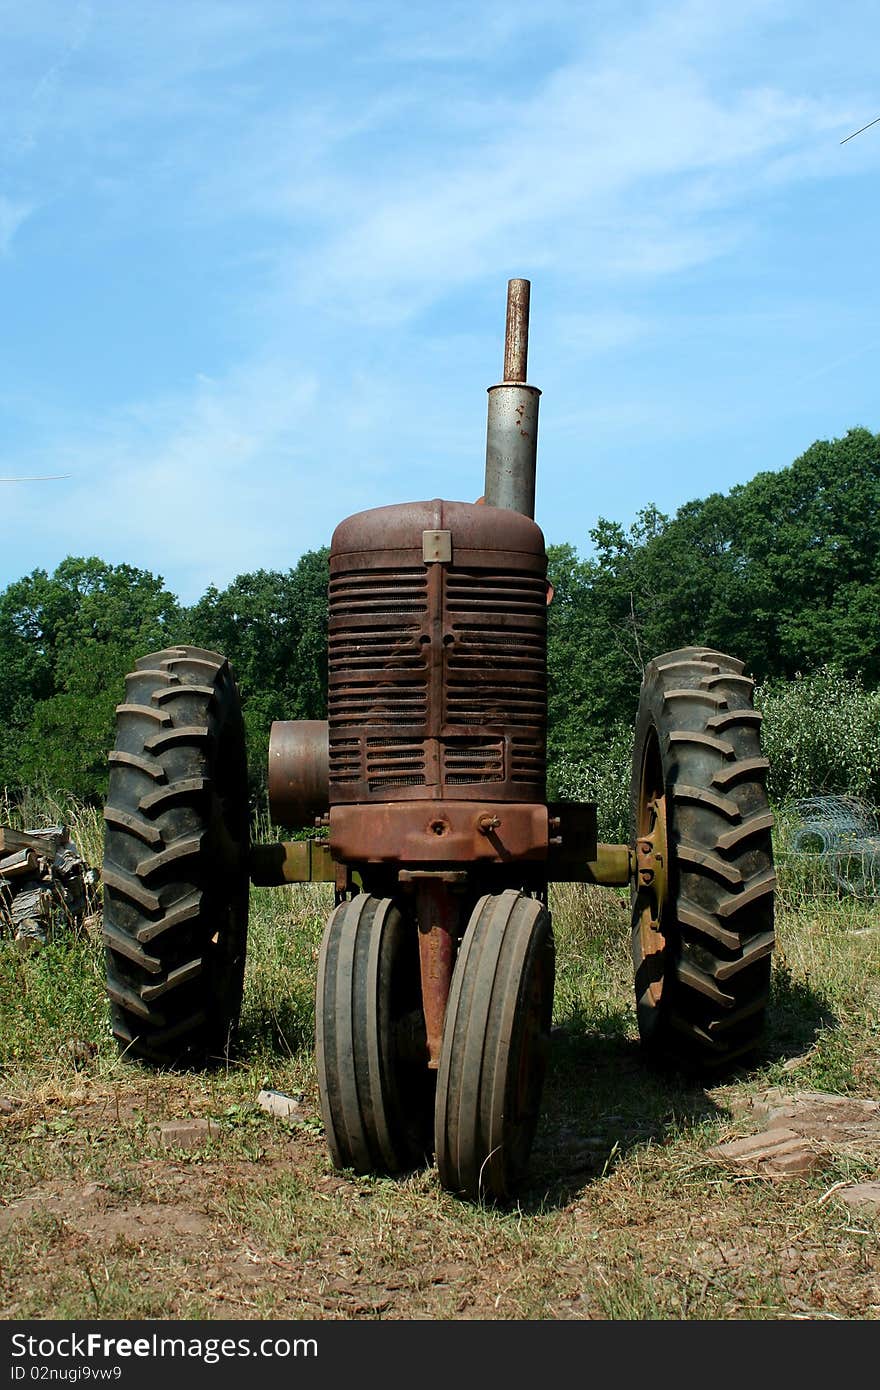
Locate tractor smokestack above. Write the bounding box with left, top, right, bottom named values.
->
left=484, top=278, right=541, bottom=518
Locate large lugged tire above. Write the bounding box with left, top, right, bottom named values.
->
left=316, top=893, right=434, bottom=1175
left=102, top=646, right=250, bottom=1066
left=631, top=647, right=775, bottom=1069
left=435, top=890, right=555, bottom=1203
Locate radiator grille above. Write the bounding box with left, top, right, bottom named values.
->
left=328, top=560, right=545, bottom=800
left=366, top=738, right=427, bottom=791
left=442, top=737, right=504, bottom=785
left=328, top=568, right=428, bottom=730
left=444, top=571, right=546, bottom=734
left=329, top=571, right=429, bottom=617
left=329, top=737, right=360, bottom=785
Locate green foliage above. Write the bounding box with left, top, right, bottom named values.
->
left=0, top=558, right=183, bottom=798
left=550, top=721, right=634, bottom=841
left=547, top=428, right=880, bottom=803
left=1, top=428, right=878, bottom=810
left=0, top=551, right=329, bottom=804
left=756, top=665, right=880, bottom=803
left=186, top=549, right=329, bottom=792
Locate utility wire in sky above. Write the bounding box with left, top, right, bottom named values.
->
left=841, top=115, right=880, bottom=144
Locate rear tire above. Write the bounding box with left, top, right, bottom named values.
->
left=102, top=646, right=250, bottom=1066
left=631, top=646, right=775, bottom=1069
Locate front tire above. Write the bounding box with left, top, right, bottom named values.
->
left=631, top=647, right=775, bottom=1069
left=102, top=646, right=250, bottom=1066
left=435, top=890, right=555, bottom=1203
left=316, top=893, right=433, bottom=1175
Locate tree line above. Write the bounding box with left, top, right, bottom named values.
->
left=1, top=427, right=878, bottom=808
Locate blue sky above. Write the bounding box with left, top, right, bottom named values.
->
left=1, top=1, right=878, bottom=604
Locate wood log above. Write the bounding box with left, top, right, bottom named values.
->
left=0, top=827, right=65, bottom=856
left=0, top=848, right=40, bottom=879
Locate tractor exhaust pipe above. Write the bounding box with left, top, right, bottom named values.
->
left=484, top=278, right=541, bottom=519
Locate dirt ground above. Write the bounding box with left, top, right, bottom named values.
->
left=2, top=1059, right=878, bottom=1322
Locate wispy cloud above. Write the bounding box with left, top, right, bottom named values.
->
left=246, top=12, right=868, bottom=326
left=0, top=196, right=32, bottom=253
left=1, top=0, right=878, bottom=597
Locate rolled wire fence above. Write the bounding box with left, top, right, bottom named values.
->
left=773, top=794, right=880, bottom=920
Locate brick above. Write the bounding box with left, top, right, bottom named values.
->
left=158, top=1118, right=213, bottom=1150
left=258, top=1089, right=303, bottom=1120
left=764, top=1147, right=822, bottom=1175
left=708, top=1127, right=801, bottom=1161
left=840, top=1182, right=880, bottom=1216
left=708, top=1126, right=825, bottom=1176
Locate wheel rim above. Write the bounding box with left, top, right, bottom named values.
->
left=633, top=727, right=670, bottom=1009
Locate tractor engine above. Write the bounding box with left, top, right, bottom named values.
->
left=325, top=497, right=549, bottom=876
left=267, top=277, right=554, bottom=889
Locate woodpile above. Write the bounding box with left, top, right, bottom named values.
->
left=0, top=825, right=94, bottom=950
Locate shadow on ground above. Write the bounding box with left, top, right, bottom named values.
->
left=763, top=959, right=838, bottom=1062
left=521, top=965, right=837, bottom=1212
left=522, top=1015, right=723, bottom=1210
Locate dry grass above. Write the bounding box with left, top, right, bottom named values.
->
left=1, top=800, right=879, bottom=1320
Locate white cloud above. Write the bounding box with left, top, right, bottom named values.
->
left=0, top=197, right=32, bottom=252
left=1, top=0, right=879, bottom=599
left=17, top=352, right=475, bottom=602
left=260, top=16, right=868, bottom=325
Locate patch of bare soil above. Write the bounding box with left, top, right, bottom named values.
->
left=2, top=1081, right=879, bottom=1320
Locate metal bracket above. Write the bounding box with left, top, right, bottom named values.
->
left=249, top=839, right=336, bottom=886
left=422, top=529, right=452, bottom=563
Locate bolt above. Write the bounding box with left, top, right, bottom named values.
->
left=477, top=814, right=501, bottom=835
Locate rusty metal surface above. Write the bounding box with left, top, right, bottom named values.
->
left=330, top=498, right=545, bottom=571
left=268, top=720, right=329, bottom=828
left=503, top=278, right=531, bottom=383
left=633, top=791, right=669, bottom=1007
left=414, top=880, right=460, bottom=1068
left=328, top=499, right=547, bottom=817
left=636, top=794, right=667, bottom=903
left=330, top=801, right=549, bottom=865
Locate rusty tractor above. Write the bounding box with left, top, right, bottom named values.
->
left=102, top=280, right=775, bottom=1202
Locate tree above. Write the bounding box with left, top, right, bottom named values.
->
left=546, top=428, right=880, bottom=787
left=0, top=558, right=183, bottom=799
left=185, top=549, right=329, bottom=793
